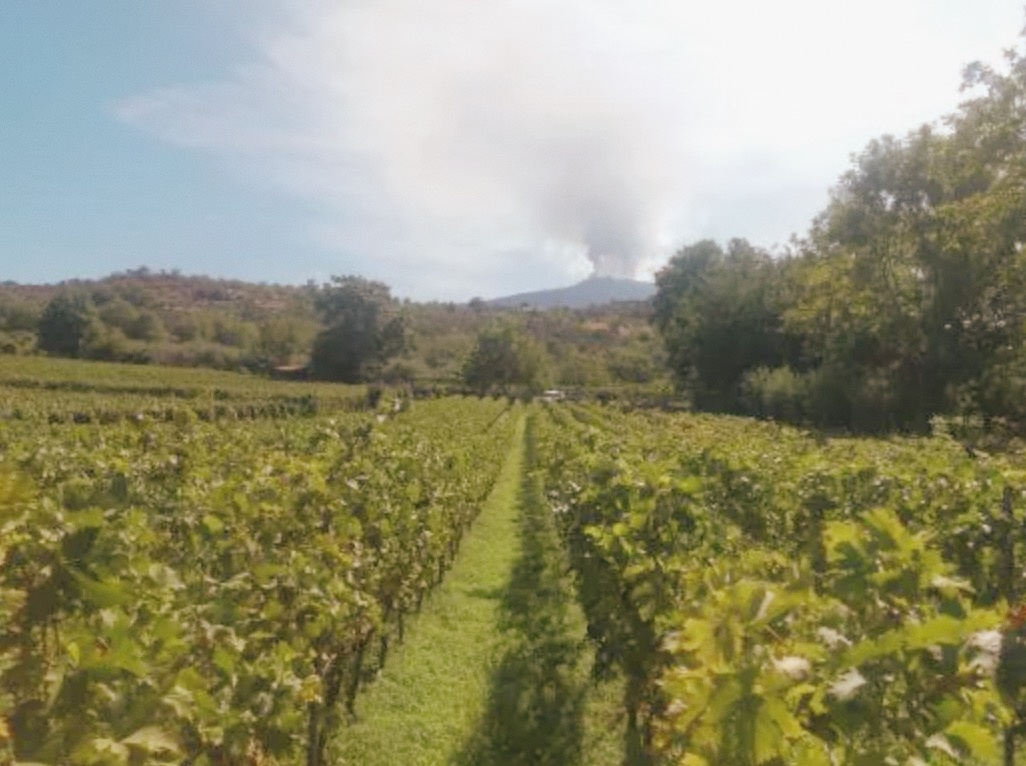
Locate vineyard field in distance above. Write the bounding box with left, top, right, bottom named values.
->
left=4, top=356, right=1026, bottom=765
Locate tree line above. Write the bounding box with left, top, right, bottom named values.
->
left=653, top=35, right=1026, bottom=433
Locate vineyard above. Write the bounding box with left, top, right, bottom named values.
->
left=3, top=358, right=1026, bottom=765
left=0, top=359, right=517, bottom=765
left=534, top=405, right=1026, bottom=765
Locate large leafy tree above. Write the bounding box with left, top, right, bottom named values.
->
left=37, top=292, right=95, bottom=358
left=462, top=321, right=548, bottom=394
left=654, top=29, right=1026, bottom=431
left=310, top=276, right=408, bottom=382
left=787, top=43, right=1026, bottom=427
left=654, top=239, right=793, bottom=410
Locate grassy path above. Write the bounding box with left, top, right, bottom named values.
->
left=330, top=411, right=629, bottom=766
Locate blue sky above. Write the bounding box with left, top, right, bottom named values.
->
left=2, top=1, right=1025, bottom=300
left=0, top=1, right=318, bottom=286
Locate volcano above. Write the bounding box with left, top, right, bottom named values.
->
left=487, top=276, right=655, bottom=309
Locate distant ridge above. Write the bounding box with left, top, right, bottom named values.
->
left=488, top=276, right=655, bottom=309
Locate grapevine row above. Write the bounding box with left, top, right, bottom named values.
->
left=535, top=404, right=1026, bottom=764
left=1, top=397, right=516, bottom=766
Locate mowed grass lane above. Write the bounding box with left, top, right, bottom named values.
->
left=330, top=411, right=630, bottom=766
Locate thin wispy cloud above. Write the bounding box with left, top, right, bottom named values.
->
left=117, top=0, right=1023, bottom=299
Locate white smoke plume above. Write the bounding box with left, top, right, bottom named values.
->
left=117, top=0, right=1024, bottom=298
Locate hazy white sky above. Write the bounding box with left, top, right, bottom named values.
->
left=4, top=1, right=1024, bottom=298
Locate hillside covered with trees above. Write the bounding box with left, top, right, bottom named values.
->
left=0, top=269, right=666, bottom=394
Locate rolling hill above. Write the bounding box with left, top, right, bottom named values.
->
left=488, top=276, right=655, bottom=309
